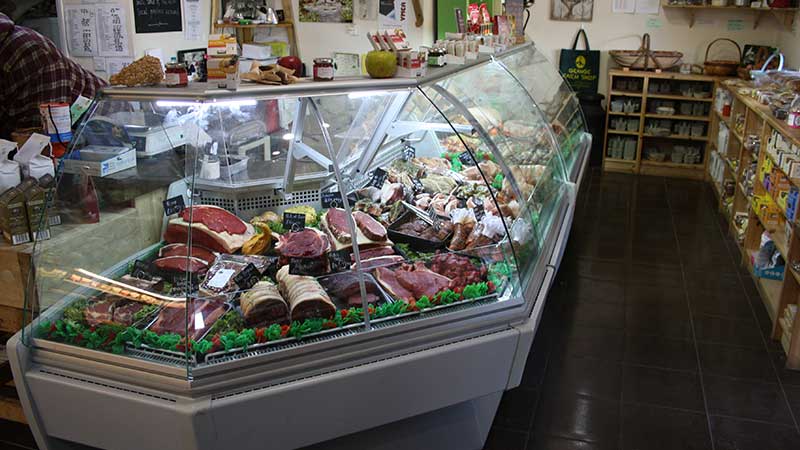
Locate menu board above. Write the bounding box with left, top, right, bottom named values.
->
left=133, top=0, right=182, bottom=34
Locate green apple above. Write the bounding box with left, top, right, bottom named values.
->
left=365, top=51, right=397, bottom=79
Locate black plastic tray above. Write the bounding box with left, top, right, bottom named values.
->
left=387, top=210, right=452, bottom=253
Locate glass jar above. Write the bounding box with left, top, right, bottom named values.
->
left=428, top=48, right=447, bottom=67
left=313, top=58, right=335, bottom=81
left=165, top=62, right=189, bottom=87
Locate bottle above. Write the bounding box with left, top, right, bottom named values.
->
left=788, top=95, right=800, bottom=129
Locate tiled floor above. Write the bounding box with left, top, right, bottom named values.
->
left=3, top=171, right=800, bottom=450
left=485, top=170, right=800, bottom=450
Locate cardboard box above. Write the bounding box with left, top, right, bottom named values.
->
left=208, top=34, right=238, bottom=57
left=62, top=146, right=136, bottom=177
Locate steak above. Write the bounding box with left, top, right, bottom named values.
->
left=154, top=256, right=209, bottom=274
left=353, top=255, right=404, bottom=270
left=112, top=301, right=145, bottom=326
left=347, top=293, right=379, bottom=306
left=159, top=244, right=216, bottom=266
left=164, top=205, right=255, bottom=253
left=395, top=262, right=451, bottom=299
left=276, top=228, right=330, bottom=259
left=374, top=266, right=415, bottom=302
left=324, top=208, right=352, bottom=244
left=353, top=211, right=387, bottom=241
left=351, top=245, right=394, bottom=262
left=150, top=299, right=227, bottom=340
left=84, top=298, right=118, bottom=326
left=319, top=272, right=379, bottom=302
left=430, top=253, right=487, bottom=289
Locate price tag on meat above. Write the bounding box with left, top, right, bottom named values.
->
left=131, top=260, right=155, bottom=280
left=402, top=144, right=416, bottom=160
left=283, top=212, right=306, bottom=232
left=428, top=207, right=440, bottom=231
left=328, top=249, right=351, bottom=272
left=321, top=191, right=343, bottom=209
left=169, top=273, right=200, bottom=296
left=234, top=263, right=261, bottom=290
left=473, top=199, right=485, bottom=221
left=458, top=151, right=476, bottom=167
left=289, top=257, right=327, bottom=276
left=412, top=178, right=424, bottom=193
left=162, top=195, right=185, bottom=216
left=369, top=168, right=388, bottom=188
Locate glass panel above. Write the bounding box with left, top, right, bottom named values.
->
left=425, top=61, right=568, bottom=290
left=500, top=45, right=588, bottom=178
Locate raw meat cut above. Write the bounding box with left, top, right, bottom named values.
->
left=154, top=256, right=209, bottom=274
left=276, top=228, right=330, bottom=259
left=149, top=299, right=227, bottom=340
left=429, top=253, right=487, bottom=289
left=84, top=298, right=117, bottom=326
left=112, top=302, right=145, bottom=326
left=319, top=272, right=382, bottom=306
left=164, top=205, right=255, bottom=253
left=239, top=281, right=289, bottom=327
left=347, top=293, right=378, bottom=306
left=353, top=211, right=387, bottom=241
left=158, top=244, right=216, bottom=266
left=353, top=255, right=405, bottom=270
left=276, top=266, right=335, bottom=321
left=323, top=208, right=352, bottom=244
left=395, top=261, right=451, bottom=299
left=351, top=245, right=394, bottom=262
left=380, top=183, right=404, bottom=204
left=200, top=254, right=272, bottom=296
left=374, top=266, right=415, bottom=302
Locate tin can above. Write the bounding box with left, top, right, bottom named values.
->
left=39, top=103, right=72, bottom=143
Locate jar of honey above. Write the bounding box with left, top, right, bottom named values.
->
left=165, top=59, right=189, bottom=87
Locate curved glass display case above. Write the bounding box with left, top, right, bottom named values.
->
left=11, top=43, right=582, bottom=450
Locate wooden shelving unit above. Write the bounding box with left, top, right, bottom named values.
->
left=210, top=0, right=299, bottom=56
left=708, top=80, right=800, bottom=369
left=602, top=69, right=719, bottom=180
left=661, top=2, right=798, bottom=29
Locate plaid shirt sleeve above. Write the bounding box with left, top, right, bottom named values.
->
left=0, top=19, right=106, bottom=137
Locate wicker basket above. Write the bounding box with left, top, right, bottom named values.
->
left=609, top=34, right=683, bottom=71
left=704, top=38, right=741, bottom=76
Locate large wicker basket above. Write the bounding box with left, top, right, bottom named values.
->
left=609, top=34, right=683, bottom=71
left=704, top=38, right=741, bottom=76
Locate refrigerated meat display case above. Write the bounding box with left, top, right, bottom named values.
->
left=9, top=43, right=587, bottom=450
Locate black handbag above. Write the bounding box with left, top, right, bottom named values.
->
left=559, top=29, right=600, bottom=96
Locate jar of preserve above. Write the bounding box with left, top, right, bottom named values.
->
left=313, top=58, right=335, bottom=81
left=165, top=59, right=189, bottom=87
left=428, top=48, right=446, bottom=67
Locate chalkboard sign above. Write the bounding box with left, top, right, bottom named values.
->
left=321, top=192, right=343, bottom=209
left=133, top=0, right=182, bottom=34
left=412, top=178, right=424, bottom=193
left=167, top=273, right=200, bottom=296
left=369, top=168, right=388, bottom=188
left=473, top=199, right=486, bottom=221
left=234, top=263, right=261, bottom=290
left=283, top=213, right=306, bottom=232
left=328, top=249, right=351, bottom=273
left=458, top=151, right=476, bottom=167
left=162, top=195, right=185, bottom=216
left=289, top=257, right=327, bottom=276
left=402, top=144, right=416, bottom=160
left=131, top=260, right=155, bottom=280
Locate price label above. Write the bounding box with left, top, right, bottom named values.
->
left=473, top=198, right=486, bottom=221
left=321, top=191, right=343, bottom=209
left=289, top=257, right=327, bottom=276
left=458, top=151, right=476, bottom=167
left=261, top=256, right=280, bottom=278
left=328, top=249, right=351, bottom=273
left=234, top=263, right=261, bottom=290
left=131, top=260, right=155, bottom=280
left=412, top=178, right=424, bottom=193
left=168, top=273, right=200, bottom=296
left=283, top=212, right=306, bottom=232
left=162, top=195, right=185, bottom=216
left=402, top=144, right=416, bottom=160
left=369, top=168, right=388, bottom=188
left=428, top=207, right=440, bottom=231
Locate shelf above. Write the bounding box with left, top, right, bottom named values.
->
left=609, top=91, right=643, bottom=98
left=645, top=114, right=710, bottom=121
left=640, top=160, right=704, bottom=170
left=213, top=22, right=294, bottom=29
left=723, top=157, right=739, bottom=174
left=758, top=276, right=783, bottom=322
left=647, top=93, right=713, bottom=102
left=714, top=109, right=732, bottom=126
left=609, top=111, right=643, bottom=117
left=662, top=4, right=798, bottom=30
left=608, top=130, right=640, bottom=136
left=604, top=157, right=636, bottom=164
left=732, top=129, right=744, bottom=144
left=642, top=133, right=709, bottom=142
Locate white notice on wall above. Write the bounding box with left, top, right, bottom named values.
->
left=379, top=0, right=409, bottom=31
left=635, top=0, right=660, bottom=15
left=612, top=0, right=636, bottom=14
left=93, top=57, right=106, bottom=72
left=184, top=0, right=202, bottom=41
left=65, top=5, right=98, bottom=57
left=97, top=5, right=130, bottom=57
left=106, top=57, right=133, bottom=76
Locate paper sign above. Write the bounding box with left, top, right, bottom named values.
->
left=635, top=0, right=660, bottom=14
left=105, top=57, right=133, bottom=76
left=97, top=5, right=130, bottom=57
left=728, top=19, right=745, bottom=31
left=184, top=0, right=202, bottom=41
left=66, top=6, right=98, bottom=57
left=646, top=17, right=662, bottom=29
left=93, top=57, right=106, bottom=72
left=613, top=0, right=636, bottom=14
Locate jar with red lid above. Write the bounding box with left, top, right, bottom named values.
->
left=313, top=58, right=335, bottom=81
left=165, top=61, right=189, bottom=87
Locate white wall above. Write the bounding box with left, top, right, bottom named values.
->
left=777, top=26, right=800, bottom=69
left=524, top=0, right=782, bottom=93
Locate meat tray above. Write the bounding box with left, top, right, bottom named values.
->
left=387, top=211, right=452, bottom=253
left=316, top=272, right=391, bottom=310
left=135, top=301, right=232, bottom=350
